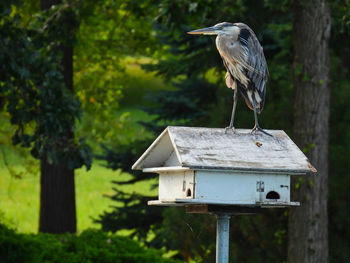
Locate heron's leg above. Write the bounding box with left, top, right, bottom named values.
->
left=225, top=88, right=238, bottom=133
left=250, top=101, right=272, bottom=137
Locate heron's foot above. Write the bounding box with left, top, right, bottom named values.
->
left=224, top=126, right=235, bottom=134
left=250, top=125, right=273, bottom=137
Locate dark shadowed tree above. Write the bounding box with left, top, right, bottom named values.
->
left=39, top=0, right=77, bottom=234
left=1, top=0, right=91, bottom=234
left=288, top=0, right=331, bottom=262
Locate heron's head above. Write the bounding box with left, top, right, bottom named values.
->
left=187, top=22, right=239, bottom=36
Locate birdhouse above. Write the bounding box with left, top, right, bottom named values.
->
left=132, top=126, right=316, bottom=208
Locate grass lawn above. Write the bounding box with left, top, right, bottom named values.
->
left=0, top=56, right=166, bottom=234
left=0, top=160, right=157, bottom=233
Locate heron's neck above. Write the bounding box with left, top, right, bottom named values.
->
left=215, top=33, right=239, bottom=52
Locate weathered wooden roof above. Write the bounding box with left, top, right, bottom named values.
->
left=132, top=126, right=316, bottom=174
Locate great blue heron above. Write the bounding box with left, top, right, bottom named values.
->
left=188, top=22, right=270, bottom=136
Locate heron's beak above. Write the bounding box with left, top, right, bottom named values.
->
left=187, top=26, right=219, bottom=35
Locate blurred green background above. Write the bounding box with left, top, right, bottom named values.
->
left=1, top=0, right=350, bottom=263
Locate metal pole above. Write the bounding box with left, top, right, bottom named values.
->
left=216, top=213, right=231, bottom=263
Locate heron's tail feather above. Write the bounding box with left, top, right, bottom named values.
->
left=237, top=84, right=264, bottom=113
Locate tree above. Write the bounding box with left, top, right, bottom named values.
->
left=39, top=0, right=74, bottom=234
left=38, top=0, right=79, bottom=234
left=0, top=1, right=91, bottom=233
left=288, top=0, right=331, bottom=262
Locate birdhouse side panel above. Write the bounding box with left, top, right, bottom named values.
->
left=195, top=171, right=258, bottom=204
left=159, top=171, right=195, bottom=201
left=194, top=171, right=291, bottom=205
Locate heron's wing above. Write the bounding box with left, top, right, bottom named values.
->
left=245, top=31, right=268, bottom=93
left=236, top=24, right=268, bottom=94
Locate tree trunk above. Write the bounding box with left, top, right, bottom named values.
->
left=288, top=1, right=331, bottom=263
left=39, top=0, right=76, bottom=233
left=39, top=162, right=76, bottom=233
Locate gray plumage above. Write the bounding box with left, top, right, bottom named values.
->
left=215, top=22, right=268, bottom=112
left=188, top=22, right=270, bottom=135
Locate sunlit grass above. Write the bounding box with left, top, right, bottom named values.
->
left=0, top=161, right=157, bottom=233
left=76, top=163, right=157, bottom=233
left=0, top=166, right=39, bottom=232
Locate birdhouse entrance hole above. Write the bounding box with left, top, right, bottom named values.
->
left=186, top=188, right=192, bottom=197
left=266, top=191, right=280, bottom=200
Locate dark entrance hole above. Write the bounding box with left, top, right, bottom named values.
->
left=266, top=191, right=280, bottom=200
left=186, top=188, right=192, bottom=197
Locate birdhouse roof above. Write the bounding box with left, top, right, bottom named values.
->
left=132, top=126, right=315, bottom=174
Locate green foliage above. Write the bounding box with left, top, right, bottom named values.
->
left=97, top=1, right=295, bottom=262
left=0, top=1, right=91, bottom=170
left=0, top=223, right=182, bottom=263
left=2, top=0, right=350, bottom=262
left=73, top=0, right=160, bottom=149
left=327, top=2, right=350, bottom=263
left=97, top=190, right=163, bottom=238
left=0, top=113, right=39, bottom=179
left=97, top=0, right=350, bottom=262
left=154, top=207, right=216, bottom=262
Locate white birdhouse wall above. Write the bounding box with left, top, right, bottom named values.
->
left=158, top=170, right=291, bottom=205
left=159, top=171, right=195, bottom=201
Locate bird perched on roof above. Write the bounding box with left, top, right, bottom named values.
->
left=188, top=22, right=270, bottom=136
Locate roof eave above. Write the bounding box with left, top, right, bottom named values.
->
left=142, top=165, right=310, bottom=175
